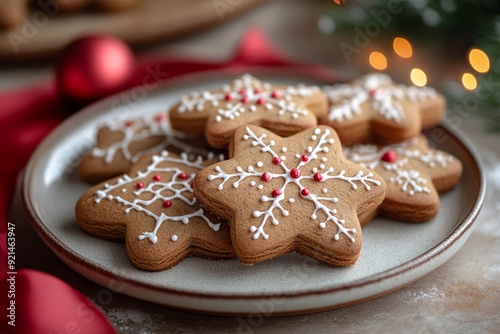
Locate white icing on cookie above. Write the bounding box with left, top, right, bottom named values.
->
left=207, top=127, right=381, bottom=242
left=323, top=73, right=437, bottom=123
left=94, top=151, right=222, bottom=243
left=176, top=74, right=321, bottom=123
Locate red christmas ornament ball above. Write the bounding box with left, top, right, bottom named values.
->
left=57, top=35, right=135, bottom=107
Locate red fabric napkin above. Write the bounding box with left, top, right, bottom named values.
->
left=0, top=27, right=335, bottom=333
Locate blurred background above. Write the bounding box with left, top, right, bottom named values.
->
left=0, top=0, right=499, bottom=129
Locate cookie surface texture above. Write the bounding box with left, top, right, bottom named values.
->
left=169, top=74, right=328, bottom=148
left=343, top=135, right=462, bottom=222
left=194, top=125, right=386, bottom=266
left=320, top=73, right=445, bottom=145
left=76, top=151, right=234, bottom=271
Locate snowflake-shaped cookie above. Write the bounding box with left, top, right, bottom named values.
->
left=320, top=73, right=446, bottom=146
left=343, top=135, right=462, bottom=222
left=169, top=74, right=328, bottom=148
left=79, top=112, right=216, bottom=183
left=76, top=151, right=234, bottom=271
left=194, top=125, right=386, bottom=266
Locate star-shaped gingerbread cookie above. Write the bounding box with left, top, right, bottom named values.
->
left=169, top=74, right=328, bottom=148
left=79, top=113, right=218, bottom=183
left=320, top=73, right=446, bottom=146
left=343, top=135, right=462, bottom=222
left=76, top=150, right=234, bottom=271
left=193, top=125, right=386, bottom=266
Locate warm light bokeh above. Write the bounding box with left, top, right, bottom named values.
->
left=462, top=73, right=477, bottom=91
left=410, top=68, right=427, bottom=87
left=369, top=51, right=387, bottom=70
left=469, top=48, right=490, bottom=73
left=393, top=37, right=412, bottom=58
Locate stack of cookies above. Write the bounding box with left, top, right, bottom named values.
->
left=75, top=73, right=462, bottom=271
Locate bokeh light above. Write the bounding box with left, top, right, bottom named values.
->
left=469, top=48, right=490, bottom=73
left=410, top=68, right=427, bottom=87
left=462, top=73, right=477, bottom=91
left=393, top=37, right=412, bottom=58
left=369, top=51, right=387, bottom=70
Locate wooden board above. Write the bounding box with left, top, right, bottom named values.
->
left=0, top=0, right=265, bottom=61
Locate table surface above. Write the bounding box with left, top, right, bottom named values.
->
left=4, top=1, right=500, bottom=333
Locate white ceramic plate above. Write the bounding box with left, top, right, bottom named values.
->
left=23, top=70, right=485, bottom=315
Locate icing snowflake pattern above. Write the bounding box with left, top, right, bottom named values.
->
left=94, top=151, right=222, bottom=243
left=207, top=127, right=381, bottom=242
left=323, top=73, right=437, bottom=123
left=91, top=114, right=208, bottom=164
left=344, top=138, right=453, bottom=195
left=176, top=74, right=320, bottom=122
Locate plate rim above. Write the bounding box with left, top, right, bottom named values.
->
left=22, top=70, right=486, bottom=302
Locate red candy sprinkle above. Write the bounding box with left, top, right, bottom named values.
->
left=225, top=93, right=233, bottom=101
left=273, top=157, right=282, bottom=164
left=301, top=189, right=310, bottom=196
left=125, top=121, right=134, bottom=127
left=190, top=182, right=194, bottom=189
left=136, top=182, right=144, bottom=189
left=271, top=91, right=281, bottom=99
left=153, top=174, right=161, bottom=182
left=155, top=115, right=165, bottom=122
left=261, top=172, right=271, bottom=182
left=179, top=172, right=188, bottom=180
left=254, top=89, right=262, bottom=94
left=369, top=89, right=377, bottom=98
left=257, top=98, right=266, bottom=105
left=272, top=189, right=282, bottom=197
left=301, top=155, right=309, bottom=162
left=239, top=89, right=246, bottom=94
left=381, top=150, right=397, bottom=163
left=242, top=96, right=250, bottom=103
left=290, top=168, right=301, bottom=179
left=163, top=200, right=172, bottom=208
left=313, top=173, right=323, bottom=182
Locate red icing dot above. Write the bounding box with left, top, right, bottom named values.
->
left=163, top=200, right=172, bottom=208
left=381, top=150, right=397, bottom=163
left=272, top=189, right=282, bottom=197
left=301, top=155, right=309, bottom=162
left=136, top=182, right=144, bottom=189
left=261, top=172, right=271, bottom=182
left=271, top=91, right=281, bottom=99
left=190, top=182, right=194, bottom=189
left=124, top=121, right=134, bottom=127
left=154, top=115, right=165, bottom=122
left=301, top=188, right=310, bottom=196
left=242, top=96, right=250, bottom=103
left=153, top=174, right=161, bottom=181
left=369, top=89, right=377, bottom=98
left=290, top=168, right=301, bottom=179
left=257, top=98, right=266, bottom=105
left=225, top=93, right=233, bottom=101
left=239, top=89, right=246, bottom=94
left=273, top=157, right=282, bottom=164
left=313, top=173, right=323, bottom=182
left=179, top=172, right=189, bottom=180
left=254, top=89, right=262, bottom=94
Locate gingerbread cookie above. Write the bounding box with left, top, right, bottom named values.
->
left=343, top=135, right=462, bottom=222
left=169, top=74, right=328, bottom=148
left=193, top=125, right=386, bottom=266
left=76, top=151, right=234, bottom=271
left=79, top=113, right=218, bottom=183
left=320, top=73, right=446, bottom=146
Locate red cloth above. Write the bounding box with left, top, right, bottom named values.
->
left=0, top=27, right=335, bottom=333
